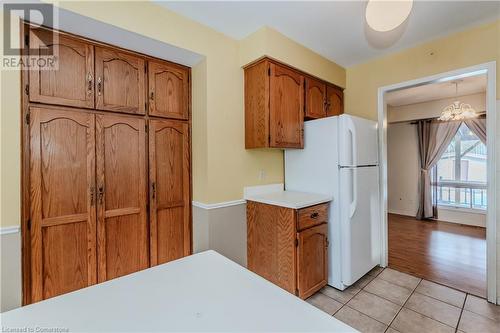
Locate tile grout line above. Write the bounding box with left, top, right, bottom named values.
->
left=455, top=293, right=468, bottom=333
left=383, top=277, right=422, bottom=332
left=329, top=267, right=384, bottom=318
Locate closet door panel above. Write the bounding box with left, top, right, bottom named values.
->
left=148, top=61, right=189, bottom=119
left=149, top=119, right=190, bottom=266
left=96, top=114, right=148, bottom=282
left=29, top=106, right=96, bottom=302
left=29, top=28, right=94, bottom=108
left=95, top=47, right=145, bottom=115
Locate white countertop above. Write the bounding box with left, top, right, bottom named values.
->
left=246, top=190, right=332, bottom=209
left=1, top=251, right=356, bottom=332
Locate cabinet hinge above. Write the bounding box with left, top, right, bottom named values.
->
left=25, top=111, right=30, bottom=125
left=268, top=68, right=271, bottom=76
left=295, top=239, right=298, bottom=247
left=25, top=84, right=29, bottom=96
left=145, top=123, right=149, bottom=133
left=24, top=34, right=29, bottom=47
left=27, top=219, right=31, bottom=231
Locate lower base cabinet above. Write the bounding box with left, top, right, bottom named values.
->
left=247, top=201, right=329, bottom=299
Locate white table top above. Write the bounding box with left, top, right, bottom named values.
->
left=246, top=190, right=332, bottom=209
left=1, top=251, right=356, bottom=332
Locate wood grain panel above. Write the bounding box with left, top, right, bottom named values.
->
left=305, top=77, right=326, bottom=119
left=29, top=106, right=96, bottom=302
left=388, top=214, right=486, bottom=297
left=95, top=47, right=145, bottom=115
left=269, top=63, right=304, bottom=148
left=297, top=203, right=329, bottom=231
left=326, top=84, right=344, bottom=117
left=148, top=61, right=189, bottom=120
left=297, top=223, right=328, bottom=299
left=244, top=60, right=270, bottom=148
left=247, top=201, right=296, bottom=294
left=96, top=114, right=148, bottom=282
left=42, top=222, right=88, bottom=299
left=29, top=27, right=94, bottom=108
left=149, top=119, right=191, bottom=266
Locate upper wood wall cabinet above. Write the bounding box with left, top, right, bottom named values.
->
left=244, top=57, right=344, bottom=149
left=148, top=61, right=189, bottom=120
left=95, top=46, right=146, bottom=115
left=29, top=28, right=95, bottom=108
left=326, top=84, right=343, bottom=117
left=245, top=59, right=304, bottom=149
left=305, top=77, right=326, bottom=119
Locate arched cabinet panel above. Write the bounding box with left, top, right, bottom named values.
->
left=95, top=47, right=145, bottom=115
left=29, top=28, right=94, bottom=108
left=96, top=114, right=148, bottom=282
left=29, top=106, right=96, bottom=302
left=148, top=61, right=189, bottom=120
left=149, top=119, right=191, bottom=266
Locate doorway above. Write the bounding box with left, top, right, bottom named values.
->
left=377, top=63, right=497, bottom=303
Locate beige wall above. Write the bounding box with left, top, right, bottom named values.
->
left=345, top=20, right=499, bottom=120
left=388, top=93, right=486, bottom=123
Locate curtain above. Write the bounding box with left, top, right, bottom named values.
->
left=464, top=117, right=487, bottom=144
left=416, top=120, right=461, bottom=220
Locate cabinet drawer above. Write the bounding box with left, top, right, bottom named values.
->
left=297, top=203, right=329, bottom=231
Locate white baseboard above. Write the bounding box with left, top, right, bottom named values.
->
left=192, top=199, right=246, bottom=210
left=0, top=226, right=20, bottom=235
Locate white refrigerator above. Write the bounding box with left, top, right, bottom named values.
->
left=285, top=115, right=381, bottom=290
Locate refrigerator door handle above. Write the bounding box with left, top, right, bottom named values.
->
left=347, top=117, right=358, bottom=167
left=350, top=168, right=358, bottom=218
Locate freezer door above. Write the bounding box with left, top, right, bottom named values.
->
left=339, top=115, right=379, bottom=166
left=339, top=166, right=381, bottom=286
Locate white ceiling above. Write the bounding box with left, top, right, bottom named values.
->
left=157, top=1, right=500, bottom=67
left=386, top=74, right=487, bottom=106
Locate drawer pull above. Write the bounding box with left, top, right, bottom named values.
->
left=310, top=212, right=319, bottom=219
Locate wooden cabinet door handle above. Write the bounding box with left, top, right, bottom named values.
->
left=90, top=186, right=95, bottom=206
left=98, top=186, right=104, bottom=205
left=97, top=77, right=102, bottom=96
left=87, top=73, right=93, bottom=92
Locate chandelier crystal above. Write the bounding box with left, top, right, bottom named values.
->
left=438, top=81, right=478, bottom=121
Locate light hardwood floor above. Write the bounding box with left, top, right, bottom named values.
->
left=388, top=213, right=486, bottom=297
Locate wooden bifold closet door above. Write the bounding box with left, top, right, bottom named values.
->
left=29, top=106, right=97, bottom=302
left=149, top=119, right=190, bottom=265
left=96, top=114, right=149, bottom=282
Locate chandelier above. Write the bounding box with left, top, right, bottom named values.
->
left=438, top=81, right=477, bottom=121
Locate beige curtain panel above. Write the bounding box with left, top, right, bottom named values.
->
left=416, top=120, right=461, bottom=220
left=464, top=117, right=487, bottom=144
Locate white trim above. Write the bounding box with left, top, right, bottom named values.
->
left=192, top=199, right=246, bottom=210
left=0, top=226, right=21, bottom=235
left=377, top=61, right=497, bottom=303
left=437, top=205, right=486, bottom=215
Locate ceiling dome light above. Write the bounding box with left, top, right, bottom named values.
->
left=366, top=0, right=414, bottom=32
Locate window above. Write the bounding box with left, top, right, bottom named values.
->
left=434, top=123, right=487, bottom=210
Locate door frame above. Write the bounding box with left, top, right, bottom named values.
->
left=377, top=61, right=497, bottom=303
